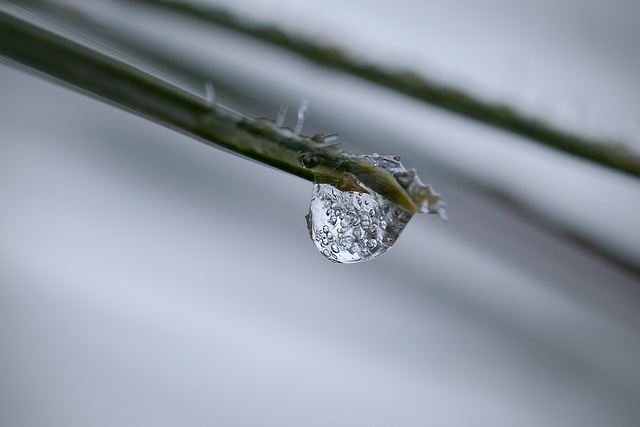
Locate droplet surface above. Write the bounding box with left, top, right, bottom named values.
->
left=306, top=183, right=413, bottom=263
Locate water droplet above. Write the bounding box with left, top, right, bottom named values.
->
left=306, top=183, right=412, bottom=263
left=305, top=152, right=445, bottom=263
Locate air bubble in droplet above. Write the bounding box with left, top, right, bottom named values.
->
left=360, top=215, right=371, bottom=228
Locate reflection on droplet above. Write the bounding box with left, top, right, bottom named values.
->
left=306, top=182, right=413, bottom=263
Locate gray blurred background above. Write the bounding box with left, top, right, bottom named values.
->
left=1, top=1, right=639, bottom=426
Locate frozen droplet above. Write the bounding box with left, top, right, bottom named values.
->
left=305, top=152, right=445, bottom=263
left=306, top=183, right=412, bottom=263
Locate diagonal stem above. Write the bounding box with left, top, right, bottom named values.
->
left=0, top=1, right=440, bottom=214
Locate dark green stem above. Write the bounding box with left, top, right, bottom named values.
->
left=0, top=2, right=439, bottom=213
